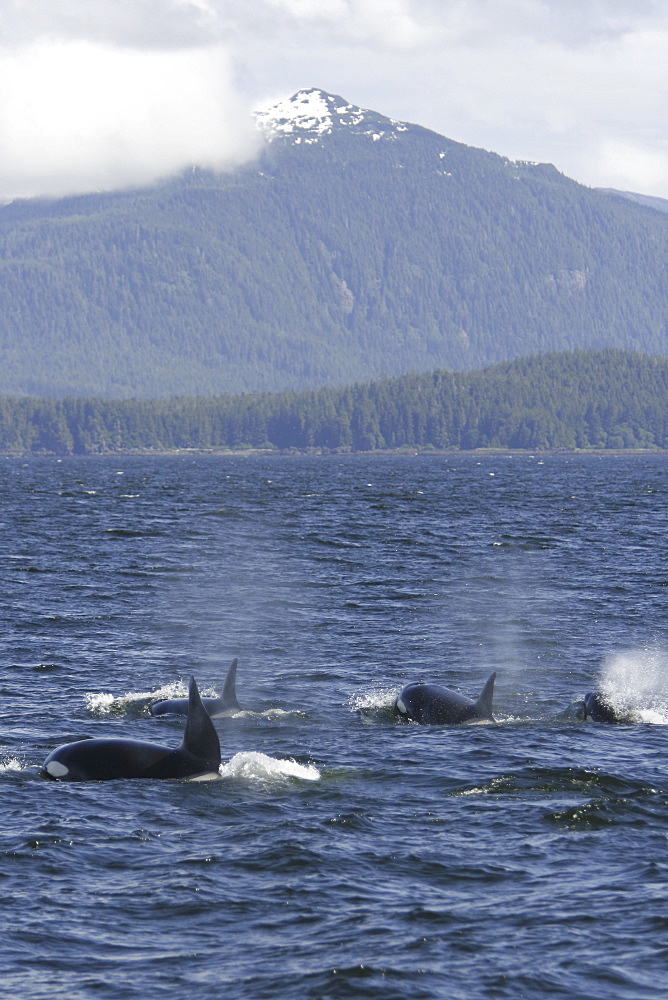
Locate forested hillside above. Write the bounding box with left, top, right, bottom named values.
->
left=1, top=350, right=665, bottom=454
left=0, top=89, right=665, bottom=398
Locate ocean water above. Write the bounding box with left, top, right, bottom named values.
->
left=1, top=452, right=668, bottom=999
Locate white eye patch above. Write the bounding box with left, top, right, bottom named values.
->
left=46, top=760, right=70, bottom=778
left=396, top=698, right=407, bottom=714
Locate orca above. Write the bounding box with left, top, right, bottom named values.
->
left=583, top=691, right=633, bottom=723
left=43, top=676, right=221, bottom=781
left=395, top=672, right=496, bottom=725
left=150, top=659, right=241, bottom=718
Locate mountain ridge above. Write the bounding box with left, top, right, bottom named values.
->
left=0, top=88, right=665, bottom=399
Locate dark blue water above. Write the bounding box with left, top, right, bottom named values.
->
left=2, top=453, right=668, bottom=999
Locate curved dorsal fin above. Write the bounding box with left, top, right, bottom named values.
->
left=220, top=658, right=241, bottom=710
left=182, top=676, right=221, bottom=769
left=475, top=672, right=496, bottom=720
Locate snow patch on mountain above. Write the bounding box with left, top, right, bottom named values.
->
left=254, top=88, right=409, bottom=145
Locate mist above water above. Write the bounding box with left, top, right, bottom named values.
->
left=597, top=646, right=668, bottom=723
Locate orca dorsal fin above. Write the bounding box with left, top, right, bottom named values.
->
left=182, top=676, right=221, bottom=770
left=475, top=672, right=496, bottom=720
left=221, top=658, right=241, bottom=710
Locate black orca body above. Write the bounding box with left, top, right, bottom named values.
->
left=43, top=676, right=221, bottom=781
left=395, top=672, right=496, bottom=725
left=583, top=691, right=632, bottom=723
left=150, top=659, right=240, bottom=718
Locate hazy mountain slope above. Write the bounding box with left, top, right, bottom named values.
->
left=0, top=89, right=665, bottom=398
left=602, top=190, right=668, bottom=214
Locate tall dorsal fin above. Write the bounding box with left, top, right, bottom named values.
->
left=182, top=676, right=221, bottom=769
left=475, top=672, right=496, bottom=720
left=221, top=658, right=241, bottom=710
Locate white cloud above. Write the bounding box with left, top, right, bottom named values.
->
left=587, top=139, right=668, bottom=194
left=0, top=0, right=666, bottom=198
left=0, top=39, right=259, bottom=199
left=0, top=0, right=217, bottom=48
left=257, top=0, right=433, bottom=47
left=234, top=1, right=668, bottom=197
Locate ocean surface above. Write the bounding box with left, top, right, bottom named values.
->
left=1, top=452, right=668, bottom=999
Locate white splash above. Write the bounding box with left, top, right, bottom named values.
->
left=598, top=646, right=668, bottom=723
left=0, top=756, right=25, bottom=773
left=220, top=751, right=320, bottom=783
left=85, top=686, right=299, bottom=718
left=237, top=707, right=304, bottom=720
left=84, top=691, right=118, bottom=714
left=349, top=686, right=400, bottom=712
left=84, top=680, right=194, bottom=715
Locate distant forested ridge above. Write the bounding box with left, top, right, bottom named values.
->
left=0, top=89, right=666, bottom=398
left=1, top=350, right=666, bottom=455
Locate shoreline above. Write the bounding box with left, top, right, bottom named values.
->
left=3, top=446, right=668, bottom=459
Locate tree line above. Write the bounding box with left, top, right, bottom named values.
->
left=0, top=350, right=666, bottom=455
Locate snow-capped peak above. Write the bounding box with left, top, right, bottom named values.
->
left=254, top=88, right=408, bottom=145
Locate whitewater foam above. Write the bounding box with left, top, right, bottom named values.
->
left=220, top=751, right=320, bottom=783
left=84, top=680, right=194, bottom=716
left=0, top=756, right=26, bottom=773
left=597, top=646, right=668, bottom=724
left=349, top=687, right=400, bottom=712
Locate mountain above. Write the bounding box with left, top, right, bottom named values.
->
left=601, top=190, right=668, bottom=214
left=0, top=88, right=666, bottom=399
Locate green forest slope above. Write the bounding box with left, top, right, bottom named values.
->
left=1, top=350, right=666, bottom=454
left=0, top=90, right=666, bottom=398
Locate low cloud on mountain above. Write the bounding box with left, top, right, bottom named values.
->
left=0, top=0, right=665, bottom=199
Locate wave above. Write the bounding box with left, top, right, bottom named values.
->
left=0, top=756, right=27, bottom=773
left=349, top=686, right=400, bottom=713
left=594, top=645, right=668, bottom=725
left=219, top=751, right=320, bottom=783
left=83, top=688, right=171, bottom=716
left=84, top=686, right=298, bottom=720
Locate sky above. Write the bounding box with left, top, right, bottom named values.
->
left=0, top=0, right=666, bottom=201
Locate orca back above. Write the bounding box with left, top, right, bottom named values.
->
left=44, top=738, right=172, bottom=781
left=43, top=676, right=221, bottom=781
left=396, top=672, right=496, bottom=725
left=150, top=658, right=240, bottom=718
left=583, top=691, right=624, bottom=723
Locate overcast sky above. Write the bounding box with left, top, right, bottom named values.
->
left=0, top=0, right=666, bottom=201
